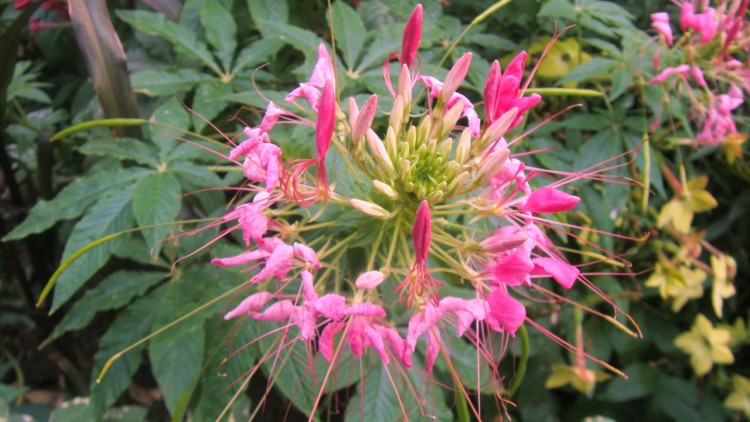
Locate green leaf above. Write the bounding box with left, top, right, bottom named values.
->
left=171, top=161, right=224, bottom=189
left=150, top=97, right=192, bottom=160
left=191, top=80, right=232, bottom=134
left=331, top=1, right=367, bottom=70
left=602, top=362, right=657, bottom=402
left=538, top=0, right=577, bottom=21
left=131, top=68, right=212, bottom=96
left=77, top=137, right=159, bottom=167
left=260, top=332, right=319, bottom=415
left=50, top=400, right=92, bottom=422
left=90, top=290, right=161, bottom=418
left=256, top=19, right=325, bottom=59
left=232, top=38, right=283, bottom=74
left=52, top=185, right=136, bottom=312
left=558, top=58, right=616, bottom=84
left=247, top=0, right=289, bottom=37
left=46, top=271, right=164, bottom=344
left=2, top=168, right=146, bottom=241
left=609, top=67, right=632, bottom=101
left=0, top=3, right=38, bottom=117
left=116, top=10, right=223, bottom=76
left=132, top=171, right=182, bottom=258
left=200, top=0, right=237, bottom=72
left=149, top=297, right=205, bottom=416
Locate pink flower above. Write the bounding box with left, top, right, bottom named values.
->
left=400, top=4, right=422, bottom=68
left=355, top=271, right=385, bottom=290
left=285, top=44, right=335, bottom=110
left=697, top=84, right=744, bottom=145
left=484, top=52, right=542, bottom=130
left=651, top=12, right=673, bottom=45
left=224, top=292, right=274, bottom=320
left=680, top=2, right=719, bottom=44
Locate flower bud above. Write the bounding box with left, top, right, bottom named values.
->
left=355, top=270, right=386, bottom=289
left=353, top=94, right=378, bottom=141
left=455, top=128, right=472, bottom=164
left=441, top=53, right=472, bottom=104
left=373, top=180, right=398, bottom=199
left=390, top=95, right=404, bottom=130
left=350, top=199, right=391, bottom=219
left=397, top=65, right=412, bottom=105
left=366, top=130, right=395, bottom=176
left=475, top=148, right=510, bottom=184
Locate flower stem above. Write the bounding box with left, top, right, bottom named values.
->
left=508, top=324, right=529, bottom=398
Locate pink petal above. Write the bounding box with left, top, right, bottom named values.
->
left=487, top=289, right=526, bottom=336
left=252, top=300, right=295, bottom=321
left=316, top=79, right=336, bottom=159
left=355, top=271, right=385, bottom=290
left=294, top=242, right=321, bottom=269
left=365, top=326, right=389, bottom=363
left=249, top=243, right=294, bottom=284
left=522, top=187, right=580, bottom=213
left=345, top=303, right=386, bottom=318
left=319, top=322, right=344, bottom=361
left=310, top=294, right=347, bottom=320
left=211, top=249, right=269, bottom=267
left=531, top=257, right=579, bottom=289
left=224, top=292, right=274, bottom=320
left=491, top=248, right=534, bottom=286
left=300, top=270, right=318, bottom=301
left=424, top=330, right=442, bottom=373
left=441, top=53, right=472, bottom=104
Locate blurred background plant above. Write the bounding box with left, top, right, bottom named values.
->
left=0, top=0, right=747, bottom=421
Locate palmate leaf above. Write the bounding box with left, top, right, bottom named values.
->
left=200, top=0, right=237, bottom=72
left=256, top=19, right=325, bottom=60
left=191, top=80, right=232, bottom=134
left=130, top=68, right=213, bottom=96
left=2, top=167, right=147, bottom=241
left=52, top=184, right=136, bottom=312
left=232, top=38, right=283, bottom=75
left=247, top=0, right=289, bottom=37
left=90, top=288, right=162, bottom=419
left=151, top=97, right=192, bottom=160
left=77, top=137, right=159, bottom=167
left=330, top=1, right=367, bottom=71
left=116, top=10, right=223, bottom=77
left=132, top=171, right=182, bottom=259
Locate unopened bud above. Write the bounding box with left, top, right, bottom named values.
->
left=426, top=190, right=444, bottom=203
left=355, top=270, right=386, bottom=290
left=373, top=180, right=397, bottom=199
left=441, top=53, right=472, bottom=104
left=350, top=199, right=391, bottom=219
left=477, top=107, right=518, bottom=152
left=439, top=100, right=465, bottom=138
left=353, top=94, right=378, bottom=141
left=446, top=171, right=470, bottom=195
left=366, top=130, right=395, bottom=176
left=390, top=95, right=404, bottom=130
left=438, top=138, right=453, bottom=159
left=480, top=232, right=528, bottom=253
left=397, top=65, right=412, bottom=105
left=455, top=128, right=471, bottom=163
left=475, top=148, right=510, bottom=184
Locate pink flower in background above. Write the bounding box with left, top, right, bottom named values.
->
left=651, top=12, right=674, bottom=45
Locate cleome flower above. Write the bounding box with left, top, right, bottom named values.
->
left=200, top=3, right=635, bottom=419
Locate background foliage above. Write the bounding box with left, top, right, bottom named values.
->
left=0, top=0, right=748, bottom=420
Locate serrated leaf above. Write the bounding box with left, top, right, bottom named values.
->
left=200, top=0, right=237, bottom=72
left=90, top=290, right=161, bottom=418
left=131, top=68, right=212, bottom=96
left=3, top=167, right=146, bottom=241
left=149, top=286, right=206, bottom=416
left=331, top=1, right=366, bottom=70
left=231, top=38, right=283, bottom=74
left=46, top=271, right=164, bottom=344
left=132, top=171, right=182, bottom=258
left=171, top=161, right=224, bottom=188
left=150, top=97, right=192, bottom=159
left=609, top=67, right=632, bottom=101
left=117, top=10, right=223, bottom=76
left=256, top=19, right=325, bottom=59
left=191, top=80, right=232, bottom=133
left=77, top=137, right=159, bottom=167
left=52, top=185, right=136, bottom=312
left=247, top=0, right=289, bottom=37
left=261, top=338, right=319, bottom=416
left=538, top=0, right=577, bottom=21
left=559, top=58, right=616, bottom=84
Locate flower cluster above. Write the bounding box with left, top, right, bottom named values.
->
left=649, top=0, right=748, bottom=151
left=205, top=4, right=625, bottom=417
